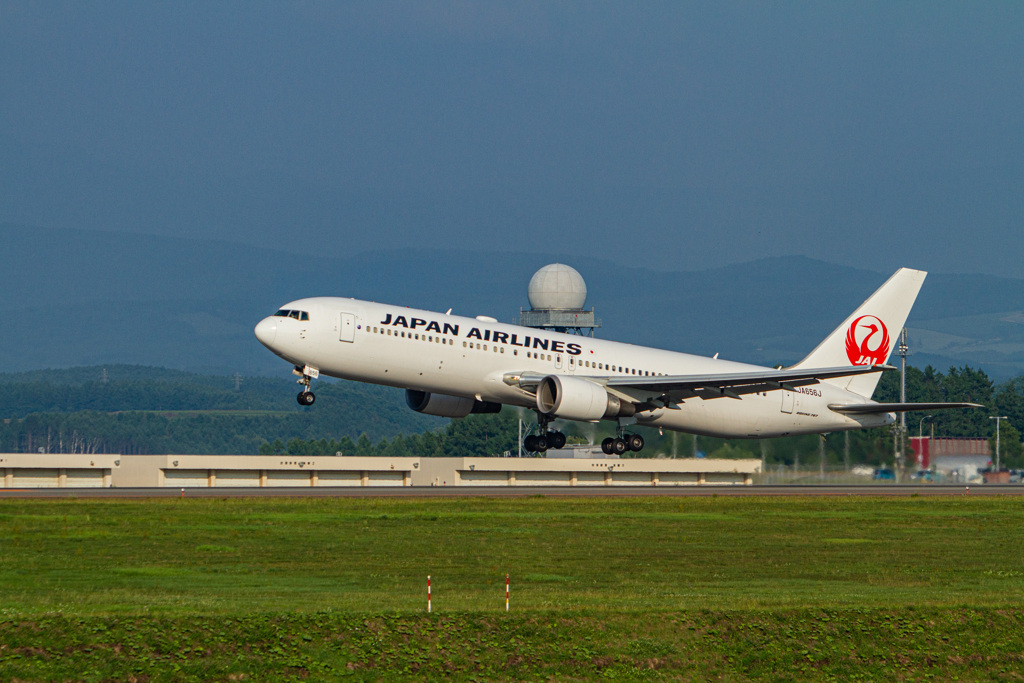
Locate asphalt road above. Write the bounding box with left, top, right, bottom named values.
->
left=0, top=484, right=1011, bottom=499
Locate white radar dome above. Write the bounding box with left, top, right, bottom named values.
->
left=528, top=264, right=587, bottom=310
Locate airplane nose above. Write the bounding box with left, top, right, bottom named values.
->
left=254, top=317, right=278, bottom=347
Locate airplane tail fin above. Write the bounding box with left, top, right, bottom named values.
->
left=791, top=268, right=927, bottom=399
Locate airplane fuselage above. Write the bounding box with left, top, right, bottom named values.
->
left=255, top=297, right=894, bottom=439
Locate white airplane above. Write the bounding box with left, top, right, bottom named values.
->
left=254, top=268, right=978, bottom=455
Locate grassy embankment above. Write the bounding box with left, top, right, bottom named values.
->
left=2, top=495, right=1023, bottom=680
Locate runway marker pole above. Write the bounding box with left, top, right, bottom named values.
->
left=428, top=575, right=432, bottom=613
left=506, top=573, right=509, bottom=612
left=180, top=488, right=184, bottom=499
left=966, top=486, right=969, bottom=496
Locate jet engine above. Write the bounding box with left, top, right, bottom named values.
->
left=405, top=390, right=502, bottom=418
left=535, top=375, right=635, bottom=421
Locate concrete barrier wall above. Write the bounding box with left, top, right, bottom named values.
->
left=0, top=453, right=759, bottom=488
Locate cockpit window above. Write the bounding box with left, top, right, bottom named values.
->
left=274, top=309, right=310, bottom=321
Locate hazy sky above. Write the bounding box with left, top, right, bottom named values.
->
left=2, top=2, right=1022, bottom=276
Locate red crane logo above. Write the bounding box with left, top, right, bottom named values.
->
left=845, top=315, right=890, bottom=366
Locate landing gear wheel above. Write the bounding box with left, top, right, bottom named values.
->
left=612, top=438, right=627, bottom=455
left=295, top=366, right=317, bottom=406
left=626, top=433, right=644, bottom=452
left=601, top=437, right=615, bottom=455
left=548, top=431, right=567, bottom=450
left=524, top=434, right=538, bottom=452
left=534, top=435, right=549, bottom=453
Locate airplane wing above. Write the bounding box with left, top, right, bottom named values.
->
left=510, top=365, right=887, bottom=409
left=828, top=402, right=983, bottom=414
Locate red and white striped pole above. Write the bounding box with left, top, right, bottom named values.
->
left=505, top=573, right=509, bottom=612
left=427, top=575, right=432, bottom=613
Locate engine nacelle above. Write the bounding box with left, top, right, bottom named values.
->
left=535, top=375, right=634, bottom=421
left=405, top=390, right=502, bottom=418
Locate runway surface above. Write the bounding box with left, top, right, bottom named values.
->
left=0, top=484, right=1014, bottom=498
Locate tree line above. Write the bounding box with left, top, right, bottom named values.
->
left=1, top=364, right=1021, bottom=465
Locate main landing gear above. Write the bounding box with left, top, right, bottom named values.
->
left=523, top=413, right=646, bottom=455
left=523, top=430, right=567, bottom=454
left=295, top=365, right=317, bottom=406
left=523, top=412, right=567, bottom=454
left=601, top=432, right=644, bottom=455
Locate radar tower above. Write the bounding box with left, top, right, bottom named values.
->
left=519, top=264, right=601, bottom=336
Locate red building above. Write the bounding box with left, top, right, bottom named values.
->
left=908, top=437, right=989, bottom=469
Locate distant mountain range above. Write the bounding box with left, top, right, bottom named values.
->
left=4, top=223, right=1024, bottom=380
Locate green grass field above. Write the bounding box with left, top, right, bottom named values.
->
left=2, top=495, right=1023, bottom=680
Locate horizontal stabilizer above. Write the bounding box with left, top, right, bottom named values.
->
left=828, top=402, right=983, bottom=415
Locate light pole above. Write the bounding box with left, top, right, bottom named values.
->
left=895, top=328, right=909, bottom=480
left=919, top=415, right=933, bottom=440
left=990, top=416, right=1008, bottom=472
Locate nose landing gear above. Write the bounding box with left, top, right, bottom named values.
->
left=294, top=365, right=319, bottom=406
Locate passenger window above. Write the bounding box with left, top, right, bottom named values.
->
left=463, top=341, right=467, bottom=347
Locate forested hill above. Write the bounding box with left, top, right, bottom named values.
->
left=0, top=365, right=302, bottom=416
left=0, top=365, right=442, bottom=454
